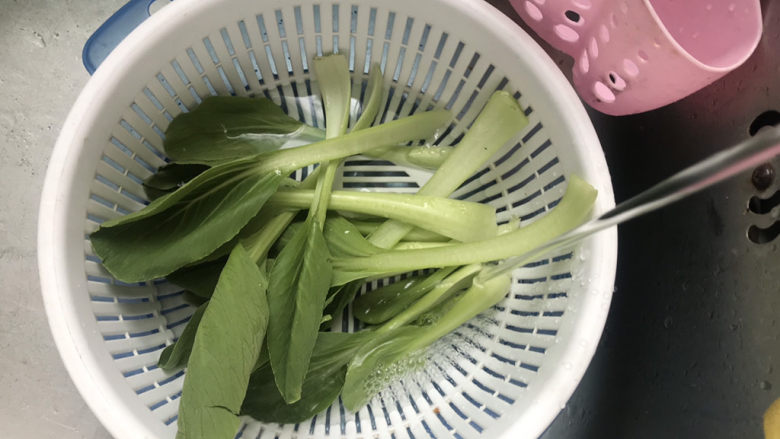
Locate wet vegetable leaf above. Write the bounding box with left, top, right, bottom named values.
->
left=176, top=245, right=270, bottom=439
left=91, top=157, right=283, bottom=282
left=266, top=217, right=333, bottom=403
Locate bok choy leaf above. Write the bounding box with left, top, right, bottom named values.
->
left=175, top=244, right=269, bottom=439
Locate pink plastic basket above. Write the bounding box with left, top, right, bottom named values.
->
left=510, top=0, right=763, bottom=115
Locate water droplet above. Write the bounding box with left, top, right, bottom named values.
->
left=663, top=316, right=673, bottom=328
left=730, top=323, right=739, bottom=331
left=728, top=3, right=736, bottom=12
left=760, top=380, right=772, bottom=390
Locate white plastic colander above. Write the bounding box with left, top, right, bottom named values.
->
left=38, top=0, right=617, bottom=438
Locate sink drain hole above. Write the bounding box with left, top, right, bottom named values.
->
left=748, top=110, right=780, bottom=136
left=748, top=221, right=780, bottom=244
left=749, top=190, right=780, bottom=214
left=746, top=112, right=779, bottom=244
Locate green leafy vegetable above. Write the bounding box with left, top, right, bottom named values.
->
left=166, top=257, right=227, bottom=299
left=352, top=266, right=457, bottom=325
left=323, top=216, right=382, bottom=257
left=91, top=158, right=284, bottom=282
left=164, top=96, right=323, bottom=165
left=341, top=273, right=511, bottom=410
left=351, top=65, right=449, bottom=170
left=314, top=55, right=352, bottom=141
left=321, top=281, right=363, bottom=328
left=392, top=241, right=452, bottom=250
left=93, top=109, right=450, bottom=282
left=309, top=54, right=352, bottom=224
left=319, top=216, right=382, bottom=323
left=268, top=189, right=498, bottom=243
left=364, top=145, right=453, bottom=170
left=368, top=90, right=529, bottom=248
left=157, top=302, right=207, bottom=370
left=143, top=163, right=210, bottom=200
left=333, top=175, right=597, bottom=280
left=351, top=219, right=449, bottom=243
left=376, top=264, right=482, bottom=333
left=264, top=54, right=352, bottom=403
left=241, top=331, right=371, bottom=423
left=252, top=109, right=451, bottom=174
left=266, top=217, right=333, bottom=403
left=351, top=63, right=383, bottom=132
left=175, top=244, right=269, bottom=439
left=99, top=60, right=601, bottom=430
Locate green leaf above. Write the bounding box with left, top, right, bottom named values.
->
left=333, top=175, right=597, bottom=276
left=254, top=109, right=451, bottom=175
left=157, top=302, right=208, bottom=370
left=351, top=63, right=383, bottom=132
left=309, top=53, right=352, bottom=225
left=350, top=219, right=449, bottom=242
left=273, top=221, right=304, bottom=254
left=268, top=189, right=499, bottom=243
left=176, top=245, right=270, bottom=439
left=143, top=163, right=210, bottom=200
left=323, top=216, right=382, bottom=257
left=376, top=264, right=482, bottom=333
left=166, top=257, right=228, bottom=299
left=321, top=281, right=362, bottom=330
left=368, top=90, right=529, bottom=248
left=241, top=331, right=371, bottom=423
left=91, top=157, right=283, bottom=282
left=266, top=217, right=333, bottom=403
left=313, top=54, right=351, bottom=140
left=363, top=145, right=452, bottom=170
left=341, top=326, right=427, bottom=411
left=342, top=273, right=512, bottom=411
left=164, top=96, right=323, bottom=165
left=352, top=266, right=457, bottom=325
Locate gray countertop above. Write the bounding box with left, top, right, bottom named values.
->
left=2, top=1, right=778, bottom=438
left=1, top=1, right=122, bottom=437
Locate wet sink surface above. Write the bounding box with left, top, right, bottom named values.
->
left=485, top=0, right=780, bottom=437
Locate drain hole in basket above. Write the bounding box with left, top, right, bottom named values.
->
left=564, top=10, right=582, bottom=24
left=607, top=71, right=626, bottom=91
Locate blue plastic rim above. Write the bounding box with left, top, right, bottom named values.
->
left=83, top=0, right=168, bottom=74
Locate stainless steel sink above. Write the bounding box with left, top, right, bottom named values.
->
left=487, top=0, right=780, bottom=437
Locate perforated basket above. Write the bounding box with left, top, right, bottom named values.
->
left=38, top=0, right=617, bottom=438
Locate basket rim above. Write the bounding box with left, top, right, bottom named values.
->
left=38, top=0, right=617, bottom=438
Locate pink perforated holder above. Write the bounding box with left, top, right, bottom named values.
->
left=510, top=0, right=763, bottom=115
